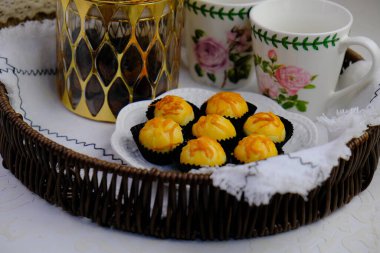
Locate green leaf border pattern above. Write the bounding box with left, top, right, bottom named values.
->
left=252, top=25, right=340, bottom=51
left=184, top=0, right=252, bottom=21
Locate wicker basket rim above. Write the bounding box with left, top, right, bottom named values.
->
left=0, top=16, right=370, bottom=184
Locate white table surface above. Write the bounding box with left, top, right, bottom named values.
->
left=1, top=0, right=380, bottom=252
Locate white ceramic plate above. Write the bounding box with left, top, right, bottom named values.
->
left=111, top=88, right=318, bottom=170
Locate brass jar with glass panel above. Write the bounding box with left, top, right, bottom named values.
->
left=56, top=0, right=184, bottom=122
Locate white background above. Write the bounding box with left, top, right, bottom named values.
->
left=1, top=0, right=380, bottom=252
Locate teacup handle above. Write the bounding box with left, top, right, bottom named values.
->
left=328, top=36, right=380, bottom=106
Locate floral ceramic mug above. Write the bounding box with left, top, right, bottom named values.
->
left=183, top=0, right=264, bottom=90
left=250, top=0, right=380, bottom=119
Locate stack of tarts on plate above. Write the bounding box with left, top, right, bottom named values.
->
left=131, top=92, right=293, bottom=171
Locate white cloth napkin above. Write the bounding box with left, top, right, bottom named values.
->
left=1, top=19, right=380, bottom=206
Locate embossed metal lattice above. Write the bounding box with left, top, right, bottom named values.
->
left=56, top=0, right=184, bottom=122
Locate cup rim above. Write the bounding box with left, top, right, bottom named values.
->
left=249, top=0, right=353, bottom=36
left=191, top=0, right=263, bottom=8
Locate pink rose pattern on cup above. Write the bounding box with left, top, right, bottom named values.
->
left=194, top=37, right=228, bottom=72
left=257, top=68, right=279, bottom=98
left=193, top=24, right=253, bottom=88
left=275, top=66, right=312, bottom=96
left=254, top=49, right=317, bottom=112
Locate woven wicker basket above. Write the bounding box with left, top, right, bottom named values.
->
left=0, top=14, right=379, bottom=240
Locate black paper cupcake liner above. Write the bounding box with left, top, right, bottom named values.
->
left=230, top=154, right=247, bottom=165
left=130, top=123, right=183, bottom=166
left=146, top=98, right=201, bottom=139
left=200, top=101, right=257, bottom=130
left=230, top=136, right=284, bottom=165
left=176, top=160, right=228, bottom=173
left=239, top=113, right=294, bottom=151
left=218, top=136, right=239, bottom=156
left=275, top=116, right=294, bottom=150
left=172, top=140, right=229, bottom=173
left=230, top=149, right=283, bottom=165
left=189, top=133, right=239, bottom=157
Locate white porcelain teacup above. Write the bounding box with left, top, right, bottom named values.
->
left=183, top=0, right=264, bottom=90
left=249, top=0, right=380, bottom=119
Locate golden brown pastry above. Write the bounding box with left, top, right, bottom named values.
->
left=233, top=134, right=278, bottom=163
left=243, top=112, right=285, bottom=143
left=139, top=117, right=183, bottom=153
left=205, top=92, right=248, bottom=119
left=153, top=95, right=195, bottom=126
left=180, top=136, right=226, bottom=167
left=192, top=114, right=236, bottom=141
